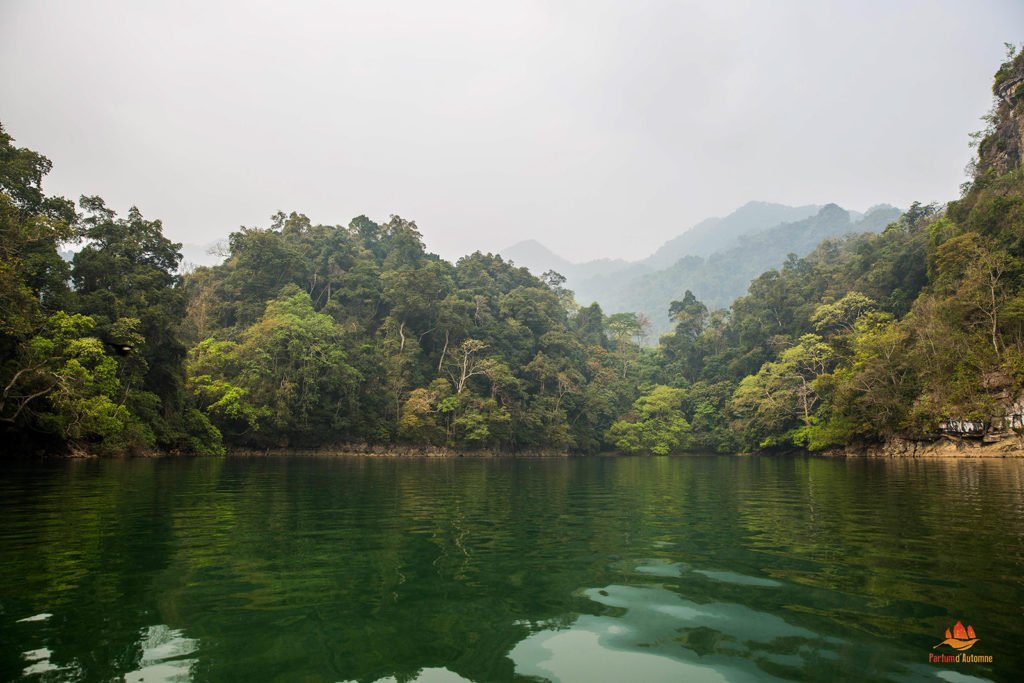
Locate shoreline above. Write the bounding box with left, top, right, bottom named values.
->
left=822, top=435, right=1024, bottom=458
left=225, top=444, right=574, bottom=458
left=22, top=435, right=1024, bottom=459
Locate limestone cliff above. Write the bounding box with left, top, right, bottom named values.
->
left=976, top=48, right=1024, bottom=177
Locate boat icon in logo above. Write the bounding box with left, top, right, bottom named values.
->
left=934, top=621, right=979, bottom=651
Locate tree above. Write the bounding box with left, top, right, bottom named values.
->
left=189, top=286, right=359, bottom=446
left=660, top=290, right=712, bottom=383
left=186, top=338, right=266, bottom=437
left=380, top=260, right=454, bottom=352
left=447, top=391, right=511, bottom=447
left=811, top=292, right=877, bottom=336
left=668, top=290, right=709, bottom=341
left=828, top=312, right=917, bottom=442
left=1, top=312, right=153, bottom=453
left=606, top=312, right=645, bottom=378
left=731, top=334, right=835, bottom=447
left=398, top=379, right=451, bottom=445
left=606, top=385, right=691, bottom=455
left=932, top=232, right=1016, bottom=359
left=446, top=339, right=490, bottom=395
left=572, top=302, right=608, bottom=348
left=72, top=198, right=191, bottom=445
left=0, top=124, right=77, bottom=340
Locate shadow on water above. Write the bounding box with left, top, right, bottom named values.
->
left=0, top=455, right=1019, bottom=682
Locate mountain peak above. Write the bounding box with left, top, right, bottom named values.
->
left=501, top=239, right=569, bottom=261
left=505, top=238, right=551, bottom=252
left=865, top=203, right=899, bottom=215
left=499, top=239, right=574, bottom=276
left=816, top=203, right=850, bottom=221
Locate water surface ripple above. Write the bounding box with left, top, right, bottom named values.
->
left=0, top=456, right=1021, bottom=682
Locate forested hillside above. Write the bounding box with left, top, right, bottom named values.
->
left=0, top=150, right=647, bottom=454
left=2, top=46, right=1023, bottom=457
left=179, top=212, right=657, bottom=452
left=648, top=45, right=1024, bottom=452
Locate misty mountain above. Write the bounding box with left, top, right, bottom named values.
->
left=586, top=204, right=901, bottom=337
left=501, top=200, right=819, bottom=284
left=640, top=201, right=820, bottom=269
left=501, top=201, right=901, bottom=341
left=500, top=239, right=635, bottom=283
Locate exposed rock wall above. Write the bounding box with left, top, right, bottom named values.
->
left=977, top=49, right=1024, bottom=176
left=832, top=435, right=1024, bottom=458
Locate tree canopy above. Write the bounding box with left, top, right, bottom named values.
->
left=3, top=47, right=1024, bottom=456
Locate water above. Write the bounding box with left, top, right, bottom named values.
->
left=0, top=455, right=1021, bottom=682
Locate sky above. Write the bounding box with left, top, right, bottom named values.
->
left=1, top=1, right=1021, bottom=264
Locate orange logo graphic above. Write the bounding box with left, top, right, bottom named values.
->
left=934, top=621, right=979, bottom=651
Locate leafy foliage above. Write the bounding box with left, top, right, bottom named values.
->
left=3, top=47, right=1023, bottom=456
left=606, top=385, right=691, bottom=454
left=177, top=212, right=649, bottom=452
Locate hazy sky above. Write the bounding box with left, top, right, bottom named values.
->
left=2, top=1, right=1021, bottom=263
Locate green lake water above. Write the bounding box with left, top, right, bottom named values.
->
left=0, top=455, right=1021, bottom=682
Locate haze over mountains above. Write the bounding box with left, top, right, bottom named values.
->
left=501, top=201, right=901, bottom=337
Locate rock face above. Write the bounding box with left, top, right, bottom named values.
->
left=977, top=49, right=1024, bottom=177
left=834, top=435, right=1024, bottom=458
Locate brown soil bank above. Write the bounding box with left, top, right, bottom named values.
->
left=832, top=435, right=1024, bottom=458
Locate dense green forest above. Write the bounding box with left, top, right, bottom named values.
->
left=3, top=47, right=1023, bottom=457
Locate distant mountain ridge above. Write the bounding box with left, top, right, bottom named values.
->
left=500, top=200, right=901, bottom=339
left=499, top=239, right=634, bottom=283
left=589, top=203, right=901, bottom=337
left=640, top=201, right=821, bottom=269
left=501, top=201, right=820, bottom=280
